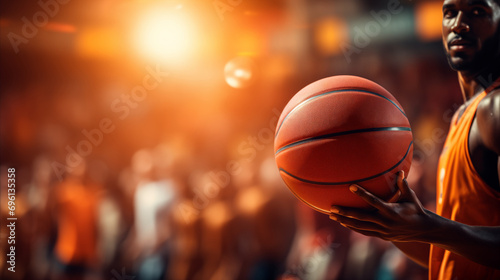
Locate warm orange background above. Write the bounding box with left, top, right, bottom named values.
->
left=0, top=0, right=461, bottom=279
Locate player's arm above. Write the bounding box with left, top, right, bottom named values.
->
left=329, top=172, right=500, bottom=269
left=391, top=241, right=429, bottom=268
left=419, top=212, right=500, bottom=269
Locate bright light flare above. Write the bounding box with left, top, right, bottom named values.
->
left=224, top=57, right=256, bottom=88
left=132, top=7, right=195, bottom=64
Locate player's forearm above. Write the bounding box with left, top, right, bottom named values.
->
left=421, top=210, right=500, bottom=269
left=392, top=241, right=429, bottom=268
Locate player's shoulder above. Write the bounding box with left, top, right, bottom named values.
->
left=477, top=89, right=500, bottom=118
left=476, top=89, right=500, bottom=154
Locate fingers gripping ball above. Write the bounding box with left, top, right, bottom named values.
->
left=274, top=75, right=413, bottom=213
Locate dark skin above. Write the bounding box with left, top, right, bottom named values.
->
left=329, top=0, right=500, bottom=270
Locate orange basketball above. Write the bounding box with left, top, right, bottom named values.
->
left=274, top=75, right=413, bottom=213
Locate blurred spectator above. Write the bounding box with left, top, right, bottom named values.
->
left=48, top=160, right=103, bottom=280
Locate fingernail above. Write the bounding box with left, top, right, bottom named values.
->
left=349, top=185, right=358, bottom=192
left=400, top=170, right=405, bottom=178
left=330, top=215, right=337, bottom=221
left=331, top=208, right=339, bottom=214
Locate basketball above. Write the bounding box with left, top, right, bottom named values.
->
left=274, top=75, right=413, bottom=213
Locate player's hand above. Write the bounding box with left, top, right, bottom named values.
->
left=329, top=171, right=433, bottom=242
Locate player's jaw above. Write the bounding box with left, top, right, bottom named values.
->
left=444, top=27, right=500, bottom=73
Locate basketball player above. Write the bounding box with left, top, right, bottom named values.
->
left=329, top=0, right=500, bottom=279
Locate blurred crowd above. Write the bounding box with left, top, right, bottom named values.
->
left=0, top=0, right=464, bottom=279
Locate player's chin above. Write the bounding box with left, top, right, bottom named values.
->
left=447, top=55, right=477, bottom=72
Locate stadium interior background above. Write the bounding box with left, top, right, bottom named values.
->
left=0, top=0, right=463, bottom=279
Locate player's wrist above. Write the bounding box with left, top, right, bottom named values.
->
left=416, top=210, right=469, bottom=248
left=413, top=209, right=447, bottom=244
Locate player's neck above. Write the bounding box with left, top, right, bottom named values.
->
left=458, top=64, right=500, bottom=101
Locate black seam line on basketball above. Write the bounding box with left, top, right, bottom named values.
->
left=278, top=141, right=413, bottom=186
left=274, top=89, right=407, bottom=139
left=275, top=127, right=411, bottom=156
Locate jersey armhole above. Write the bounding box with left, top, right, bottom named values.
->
left=466, top=100, right=500, bottom=198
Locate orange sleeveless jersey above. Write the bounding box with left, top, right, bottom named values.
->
left=430, top=83, right=500, bottom=280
